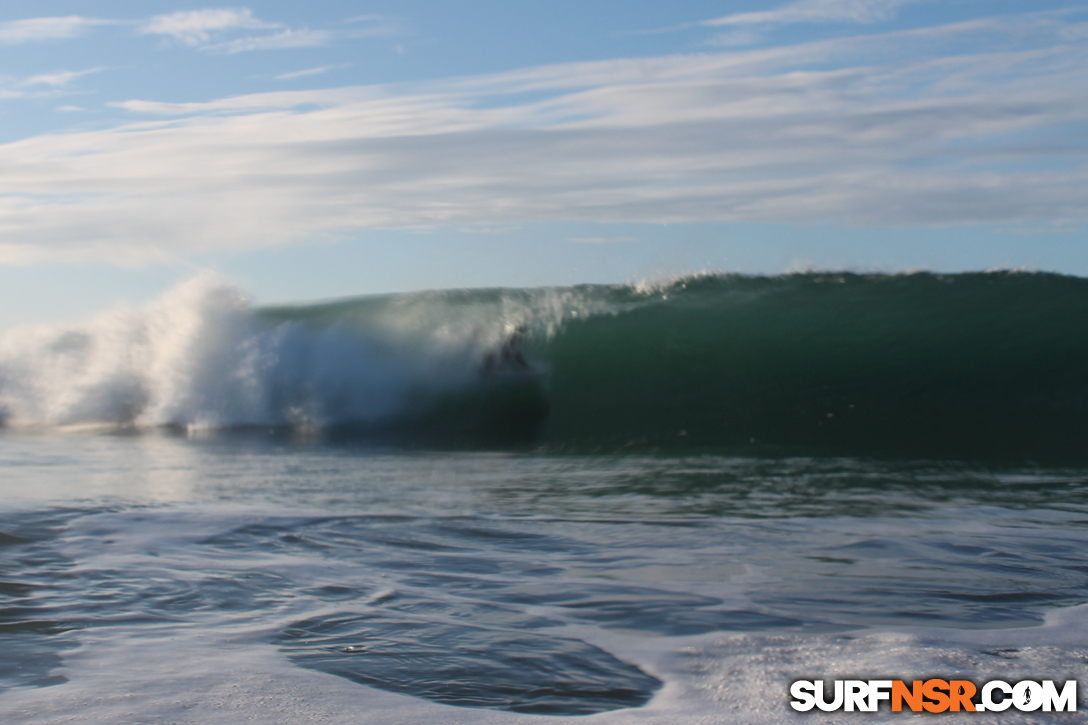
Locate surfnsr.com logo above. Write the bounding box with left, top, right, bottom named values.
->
left=789, top=679, right=1077, bottom=713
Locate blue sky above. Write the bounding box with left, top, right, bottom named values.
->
left=0, top=0, right=1086, bottom=329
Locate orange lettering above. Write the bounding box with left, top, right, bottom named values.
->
left=948, top=680, right=977, bottom=712
left=922, top=679, right=950, bottom=713
left=892, top=680, right=924, bottom=712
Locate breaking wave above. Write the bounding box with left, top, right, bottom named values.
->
left=0, top=274, right=549, bottom=437
left=4, top=270, right=1088, bottom=458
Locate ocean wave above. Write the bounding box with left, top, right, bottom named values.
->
left=4, top=270, right=1088, bottom=458
left=0, top=274, right=543, bottom=433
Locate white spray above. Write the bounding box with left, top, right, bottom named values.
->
left=0, top=275, right=478, bottom=430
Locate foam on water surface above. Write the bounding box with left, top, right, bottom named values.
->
left=1, top=602, right=1086, bottom=724
left=0, top=446, right=1085, bottom=724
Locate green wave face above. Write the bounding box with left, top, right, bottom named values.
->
left=539, top=272, right=1088, bottom=458
left=267, top=271, right=1088, bottom=459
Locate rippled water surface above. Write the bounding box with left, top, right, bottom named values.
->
left=2, top=431, right=1087, bottom=723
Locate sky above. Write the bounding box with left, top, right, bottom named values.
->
left=0, top=0, right=1086, bottom=329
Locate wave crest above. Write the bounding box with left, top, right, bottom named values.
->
left=0, top=275, right=494, bottom=430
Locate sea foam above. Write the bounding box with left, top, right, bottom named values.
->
left=0, top=275, right=484, bottom=430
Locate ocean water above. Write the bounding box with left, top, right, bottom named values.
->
left=1, top=272, right=1087, bottom=723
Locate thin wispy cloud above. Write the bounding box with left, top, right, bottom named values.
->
left=705, top=30, right=764, bottom=47
left=570, top=237, right=638, bottom=244
left=625, top=0, right=920, bottom=44
left=704, top=0, right=919, bottom=27
left=207, top=28, right=330, bottom=53
left=459, top=225, right=522, bottom=234
left=0, top=68, right=103, bottom=103
left=0, top=10, right=1084, bottom=265
left=20, top=68, right=103, bottom=89
left=995, top=226, right=1082, bottom=236
left=341, top=14, right=405, bottom=38
left=0, top=16, right=110, bottom=44
left=1061, top=21, right=1088, bottom=40
left=275, top=65, right=348, bottom=81
left=108, top=87, right=375, bottom=116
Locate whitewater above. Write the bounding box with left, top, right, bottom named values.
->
left=1, top=272, right=1086, bottom=723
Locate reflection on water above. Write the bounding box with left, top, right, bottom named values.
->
left=4, top=429, right=1088, bottom=518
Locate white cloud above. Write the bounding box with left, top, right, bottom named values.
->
left=705, top=0, right=917, bottom=27
left=140, top=8, right=274, bottom=46
left=20, top=68, right=103, bottom=89
left=0, top=12, right=1085, bottom=264
left=108, top=87, right=375, bottom=116
left=0, top=16, right=110, bottom=44
left=140, top=7, right=327, bottom=53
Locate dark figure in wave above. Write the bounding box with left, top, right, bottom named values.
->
left=482, top=325, right=533, bottom=378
